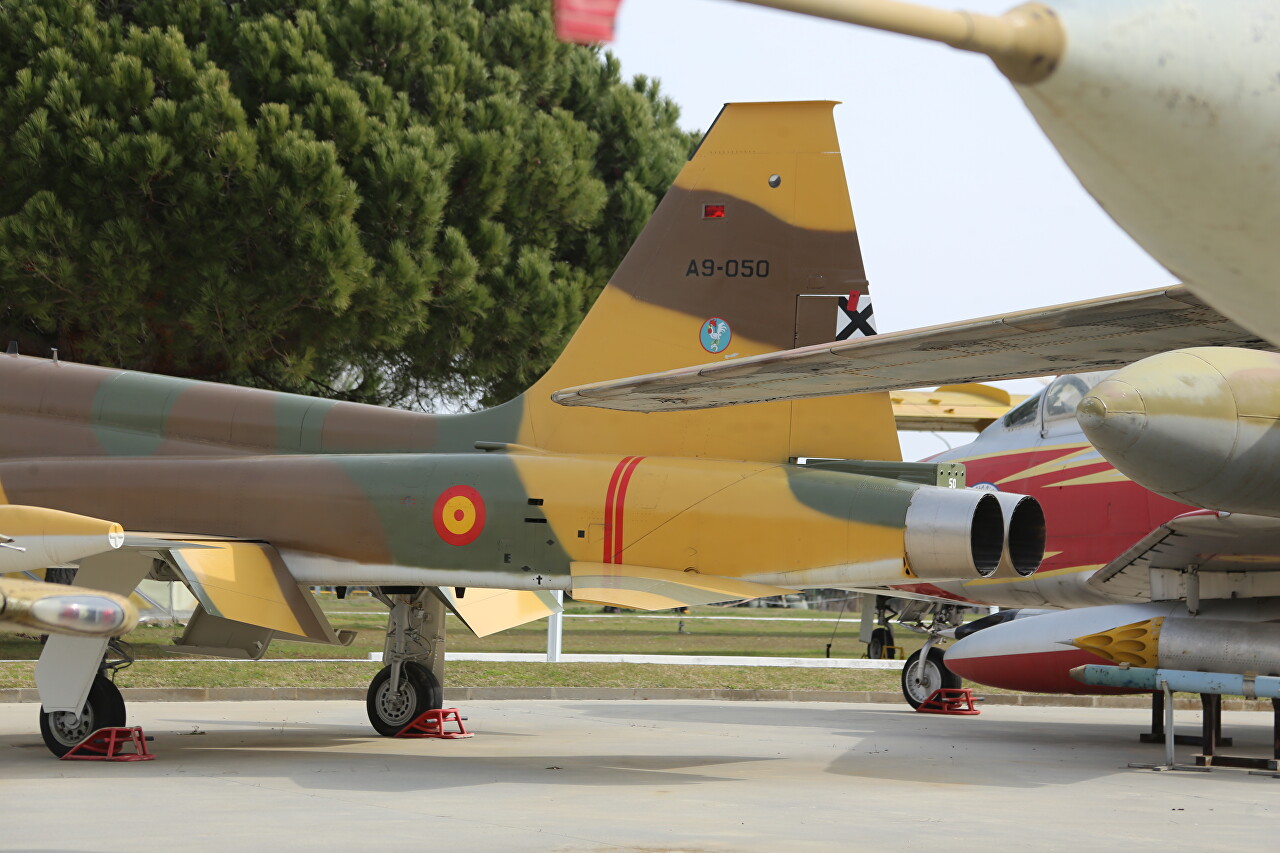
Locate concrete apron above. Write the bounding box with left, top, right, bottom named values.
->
left=0, top=685, right=1273, bottom=711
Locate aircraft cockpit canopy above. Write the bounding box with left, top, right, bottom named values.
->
left=999, top=372, right=1112, bottom=437
left=1001, top=389, right=1041, bottom=429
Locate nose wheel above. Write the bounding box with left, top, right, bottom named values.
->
left=901, top=646, right=961, bottom=709
left=39, top=674, right=126, bottom=757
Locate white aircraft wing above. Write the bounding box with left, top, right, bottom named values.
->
left=552, top=285, right=1271, bottom=412
left=1088, top=512, right=1280, bottom=602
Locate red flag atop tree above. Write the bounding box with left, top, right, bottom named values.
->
left=554, top=0, right=624, bottom=44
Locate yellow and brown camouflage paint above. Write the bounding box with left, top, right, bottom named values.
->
left=0, top=103, right=985, bottom=606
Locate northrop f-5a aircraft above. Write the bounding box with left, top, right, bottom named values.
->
left=0, top=102, right=1045, bottom=756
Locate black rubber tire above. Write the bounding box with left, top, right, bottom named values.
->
left=868, top=626, right=895, bottom=660
left=39, top=673, right=126, bottom=757
left=901, top=647, right=961, bottom=709
left=366, top=662, right=443, bottom=737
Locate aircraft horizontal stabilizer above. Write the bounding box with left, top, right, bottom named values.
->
left=552, top=285, right=1272, bottom=411
left=167, top=541, right=342, bottom=643
left=438, top=587, right=561, bottom=638
left=570, top=562, right=797, bottom=610
left=891, top=384, right=1029, bottom=433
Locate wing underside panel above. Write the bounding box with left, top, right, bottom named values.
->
left=570, top=562, right=797, bottom=610
left=168, top=541, right=340, bottom=643
left=1090, top=512, right=1280, bottom=601
left=439, top=587, right=561, bottom=638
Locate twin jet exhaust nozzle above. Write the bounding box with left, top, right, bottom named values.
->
left=905, top=488, right=1045, bottom=581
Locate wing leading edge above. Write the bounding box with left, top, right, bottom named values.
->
left=552, top=285, right=1272, bottom=412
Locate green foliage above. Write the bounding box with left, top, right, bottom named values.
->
left=0, top=0, right=698, bottom=405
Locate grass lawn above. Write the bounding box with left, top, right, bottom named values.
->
left=0, top=594, right=927, bottom=693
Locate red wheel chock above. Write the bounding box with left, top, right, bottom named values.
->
left=396, top=708, right=473, bottom=739
left=916, top=688, right=982, bottom=715
left=60, top=727, right=156, bottom=761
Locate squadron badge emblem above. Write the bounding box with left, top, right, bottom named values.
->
left=700, top=318, right=731, bottom=353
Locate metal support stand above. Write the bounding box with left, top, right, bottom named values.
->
left=1132, top=688, right=1280, bottom=776
left=1249, top=699, right=1280, bottom=778
left=546, top=590, right=564, bottom=662
left=1140, top=690, right=1230, bottom=746
left=1129, top=681, right=1206, bottom=771
left=1196, top=694, right=1280, bottom=773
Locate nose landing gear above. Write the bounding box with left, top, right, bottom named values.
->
left=901, top=646, right=961, bottom=709
left=891, top=601, right=965, bottom=709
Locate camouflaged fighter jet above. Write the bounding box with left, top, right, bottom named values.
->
left=0, top=102, right=1045, bottom=756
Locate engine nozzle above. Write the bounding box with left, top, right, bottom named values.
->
left=904, top=488, right=1012, bottom=579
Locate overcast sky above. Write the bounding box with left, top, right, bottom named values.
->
left=606, top=0, right=1176, bottom=458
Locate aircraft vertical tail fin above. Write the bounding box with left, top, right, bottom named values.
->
left=0, top=102, right=900, bottom=466
left=517, top=101, right=899, bottom=463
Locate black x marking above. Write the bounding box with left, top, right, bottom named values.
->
left=835, top=295, right=876, bottom=341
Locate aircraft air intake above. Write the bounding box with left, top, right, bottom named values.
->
left=902, top=489, right=1006, bottom=580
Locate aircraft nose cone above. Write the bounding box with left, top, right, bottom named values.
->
left=1074, top=395, right=1106, bottom=431
left=1076, top=380, right=1145, bottom=453
left=1073, top=349, right=1248, bottom=499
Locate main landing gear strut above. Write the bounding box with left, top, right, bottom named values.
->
left=367, top=588, right=446, bottom=736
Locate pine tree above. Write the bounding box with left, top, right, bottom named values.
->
left=0, top=0, right=698, bottom=406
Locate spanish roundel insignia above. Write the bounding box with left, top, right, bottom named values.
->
left=433, top=485, right=486, bottom=546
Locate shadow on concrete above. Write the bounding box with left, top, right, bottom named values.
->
left=0, top=724, right=772, bottom=792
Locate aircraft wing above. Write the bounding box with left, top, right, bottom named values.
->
left=1088, top=511, right=1280, bottom=601
left=552, top=285, right=1272, bottom=412
left=891, top=384, right=1029, bottom=433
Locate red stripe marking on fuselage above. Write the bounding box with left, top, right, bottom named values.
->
left=611, top=456, right=645, bottom=563
left=603, top=456, right=636, bottom=563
